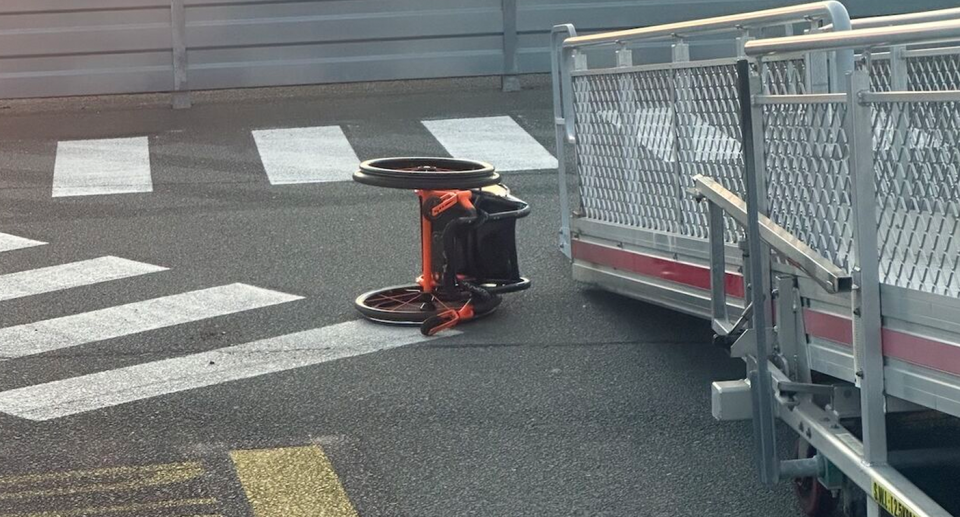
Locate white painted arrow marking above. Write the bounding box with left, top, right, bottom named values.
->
left=0, top=320, right=455, bottom=421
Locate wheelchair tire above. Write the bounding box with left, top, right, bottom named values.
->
left=354, top=157, right=500, bottom=190
left=354, top=284, right=501, bottom=325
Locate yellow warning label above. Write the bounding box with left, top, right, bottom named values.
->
left=872, top=481, right=918, bottom=517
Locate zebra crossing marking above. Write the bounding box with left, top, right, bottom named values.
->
left=0, top=283, right=303, bottom=360
left=0, top=320, right=452, bottom=421
left=0, top=233, right=46, bottom=253
left=0, top=256, right=167, bottom=302
left=38, top=118, right=557, bottom=197
left=53, top=137, right=153, bottom=197
left=253, top=126, right=360, bottom=184
left=422, top=116, right=557, bottom=172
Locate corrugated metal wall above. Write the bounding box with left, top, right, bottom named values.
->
left=0, top=0, right=952, bottom=100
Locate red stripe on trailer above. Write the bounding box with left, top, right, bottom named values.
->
left=571, top=239, right=745, bottom=298
left=803, top=309, right=960, bottom=377
left=572, top=238, right=960, bottom=376
left=803, top=309, right=853, bottom=347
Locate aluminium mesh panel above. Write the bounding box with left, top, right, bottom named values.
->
left=763, top=101, right=854, bottom=271
left=762, top=59, right=807, bottom=95
left=573, top=69, right=681, bottom=233
left=676, top=63, right=744, bottom=242
left=871, top=58, right=892, bottom=92
left=907, top=53, right=960, bottom=91
left=872, top=101, right=960, bottom=297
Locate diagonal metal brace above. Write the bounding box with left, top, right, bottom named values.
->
left=692, top=174, right=853, bottom=294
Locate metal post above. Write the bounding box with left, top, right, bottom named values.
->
left=551, top=25, right=577, bottom=258
left=735, top=30, right=752, bottom=59
left=501, top=0, right=520, bottom=92
left=170, top=0, right=191, bottom=109
left=805, top=22, right=830, bottom=96
left=776, top=275, right=811, bottom=382
left=784, top=24, right=798, bottom=95
left=616, top=43, right=635, bottom=226
left=889, top=45, right=908, bottom=90
left=847, top=67, right=888, bottom=517
left=888, top=45, right=913, bottom=211
left=709, top=201, right=729, bottom=329
left=748, top=64, right=774, bottom=336
left=671, top=39, right=689, bottom=233
left=737, top=58, right=779, bottom=485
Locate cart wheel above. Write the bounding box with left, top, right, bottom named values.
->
left=355, top=284, right=500, bottom=325
left=354, top=157, right=500, bottom=190
left=795, top=438, right=839, bottom=517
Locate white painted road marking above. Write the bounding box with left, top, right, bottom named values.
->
left=0, top=283, right=303, bottom=359
left=0, top=320, right=455, bottom=421
left=423, top=116, right=557, bottom=172
left=0, top=233, right=46, bottom=253
left=0, top=257, right=167, bottom=302
left=253, top=126, right=360, bottom=184
left=53, top=137, right=153, bottom=197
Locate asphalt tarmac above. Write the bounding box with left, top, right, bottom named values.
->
left=0, top=77, right=943, bottom=516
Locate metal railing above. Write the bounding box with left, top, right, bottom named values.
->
left=823, top=6, right=960, bottom=31
left=555, top=6, right=960, bottom=517
left=551, top=1, right=855, bottom=258
left=728, top=18, right=960, bottom=517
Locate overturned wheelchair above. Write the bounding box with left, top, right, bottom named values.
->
left=353, top=157, right=530, bottom=335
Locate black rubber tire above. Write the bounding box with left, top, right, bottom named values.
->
left=355, top=284, right=501, bottom=325
left=353, top=157, right=500, bottom=190
left=477, top=277, right=531, bottom=295
left=794, top=438, right=839, bottom=517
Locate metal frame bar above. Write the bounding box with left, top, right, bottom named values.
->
left=826, top=7, right=960, bottom=31
left=862, top=90, right=960, bottom=102
left=846, top=67, right=888, bottom=517
left=564, top=1, right=851, bottom=48
left=569, top=57, right=739, bottom=77
left=774, top=377, right=953, bottom=517
left=693, top=175, right=852, bottom=294
left=902, top=44, right=960, bottom=58
left=746, top=18, right=960, bottom=56
left=551, top=24, right=577, bottom=259
left=737, top=58, right=779, bottom=485
left=752, top=93, right=846, bottom=104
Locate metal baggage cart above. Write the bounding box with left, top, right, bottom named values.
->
left=552, top=4, right=960, bottom=516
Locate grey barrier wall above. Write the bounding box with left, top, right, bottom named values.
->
left=0, top=0, right=954, bottom=101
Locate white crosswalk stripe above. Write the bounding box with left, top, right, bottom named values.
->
left=422, top=116, right=557, bottom=172
left=0, top=283, right=303, bottom=359
left=253, top=126, right=360, bottom=184
left=0, top=256, right=167, bottom=302
left=34, top=117, right=556, bottom=198
left=53, top=137, right=153, bottom=197
left=0, top=233, right=46, bottom=253
left=0, top=321, right=454, bottom=421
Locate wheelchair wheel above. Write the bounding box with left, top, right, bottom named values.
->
left=355, top=284, right=501, bottom=325
left=354, top=157, right=500, bottom=190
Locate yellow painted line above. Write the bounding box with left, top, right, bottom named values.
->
left=230, top=445, right=358, bottom=517
left=0, top=462, right=204, bottom=501
left=0, top=497, right=217, bottom=517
